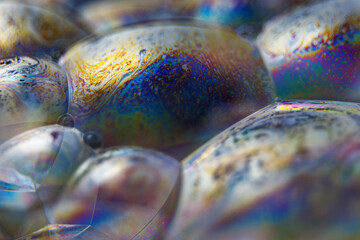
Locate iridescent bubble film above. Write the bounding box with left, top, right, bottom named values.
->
left=0, top=1, right=88, bottom=59
left=9, top=0, right=70, bottom=11
left=11, top=0, right=91, bottom=32
left=75, top=0, right=199, bottom=34
left=0, top=125, right=93, bottom=238
left=168, top=100, right=360, bottom=239
left=19, top=224, right=112, bottom=240
left=0, top=228, right=8, bottom=240
left=194, top=133, right=360, bottom=240
left=0, top=0, right=359, bottom=239
left=0, top=57, right=69, bottom=142
left=48, top=148, right=181, bottom=240
left=258, top=0, right=360, bottom=101
left=195, top=0, right=321, bottom=38
left=59, top=21, right=275, bottom=152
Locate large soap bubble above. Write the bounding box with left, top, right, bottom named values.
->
left=60, top=21, right=275, bottom=155
left=195, top=133, right=360, bottom=240
left=258, top=0, right=360, bottom=101
left=169, top=100, right=360, bottom=239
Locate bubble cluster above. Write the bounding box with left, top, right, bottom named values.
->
left=0, top=125, right=93, bottom=238
left=25, top=148, right=181, bottom=240
left=0, top=1, right=359, bottom=239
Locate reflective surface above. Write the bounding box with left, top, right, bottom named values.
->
left=197, top=133, right=360, bottom=240
left=0, top=125, right=93, bottom=237
left=0, top=57, right=69, bottom=142
left=169, top=100, right=360, bottom=239
left=77, top=0, right=199, bottom=34
left=195, top=0, right=320, bottom=38
left=47, top=148, right=181, bottom=239
left=258, top=0, right=360, bottom=101
left=0, top=1, right=87, bottom=59
left=60, top=21, right=275, bottom=151
left=0, top=1, right=359, bottom=239
left=19, top=224, right=112, bottom=240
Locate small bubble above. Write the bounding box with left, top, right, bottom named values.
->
left=57, top=113, right=75, bottom=127
left=275, top=97, right=282, bottom=103
left=83, top=132, right=103, bottom=149
left=139, top=49, right=147, bottom=56
left=138, top=49, right=147, bottom=67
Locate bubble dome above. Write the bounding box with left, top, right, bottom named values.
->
left=168, top=100, right=360, bottom=239
left=258, top=0, right=360, bottom=101
left=60, top=21, right=275, bottom=152
left=0, top=56, right=69, bottom=142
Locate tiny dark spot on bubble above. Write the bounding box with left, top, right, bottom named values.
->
left=84, top=132, right=103, bottom=149
left=314, top=124, right=326, bottom=130
left=130, top=156, right=146, bottom=162
left=225, top=164, right=234, bottom=174
left=213, top=172, right=220, bottom=180
left=51, top=131, right=59, bottom=140
left=214, top=150, right=221, bottom=156
left=194, top=178, right=200, bottom=187
left=255, top=133, right=268, bottom=139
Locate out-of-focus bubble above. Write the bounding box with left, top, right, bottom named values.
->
left=65, top=0, right=200, bottom=33
left=0, top=125, right=94, bottom=238
left=76, top=0, right=198, bottom=34
left=0, top=57, right=69, bottom=142
left=68, top=0, right=324, bottom=37
left=19, top=224, right=112, bottom=240
left=47, top=148, right=181, bottom=239
left=0, top=1, right=87, bottom=60
left=57, top=113, right=75, bottom=128
left=63, top=0, right=99, bottom=7
left=8, top=0, right=91, bottom=32
left=0, top=227, right=8, bottom=239
left=59, top=21, right=275, bottom=154
left=194, top=0, right=321, bottom=39
left=258, top=0, right=360, bottom=101
left=9, top=0, right=63, bottom=6
left=6, top=0, right=66, bottom=11
left=168, top=100, right=360, bottom=239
